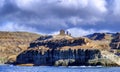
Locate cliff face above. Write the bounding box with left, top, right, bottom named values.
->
left=12, top=34, right=102, bottom=66
left=14, top=34, right=117, bottom=66
left=16, top=48, right=101, bottom=66
left=110, top=33, right=120, bottom=49
left=0, top=32, right=40, bottom=64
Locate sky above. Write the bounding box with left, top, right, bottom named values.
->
left=0, top=0, right=120, bottom=37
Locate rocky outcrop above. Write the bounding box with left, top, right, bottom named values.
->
left=101, top=50, right=120, bottom=66
left=15, top=48, right=101, bottom=66
left=29, top=36, right=90, bottom=49
left=110, top=33, right=120, bottom=49
left=86, top=33, right=112, bottom=41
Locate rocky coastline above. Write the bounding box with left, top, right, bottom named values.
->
left=0, top=31, right=120, bottom=66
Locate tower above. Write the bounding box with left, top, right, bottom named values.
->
left=59, top=29, right=65, bottom=35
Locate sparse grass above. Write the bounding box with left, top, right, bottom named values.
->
left=0, top=57, right=8, bottom=64
left=116, top=50, right=120, bottom=52
left=0, top=31, right=41, bottom=64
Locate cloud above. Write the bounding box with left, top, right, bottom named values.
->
left=112, top=0, right=120, bottom=16
left=0, top=22, right=38, bottom=33
left=0, top=0, right=119, bottom=36
left=66, top=28, right=111, bottom=37
left=0, top=0, right=4, bottom=7
left=14, top=0, right=107, bottom=18
left=67, top=28, right=95, bottom=37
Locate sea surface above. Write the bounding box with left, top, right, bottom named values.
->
left=0, top=65, right=120, bottom=72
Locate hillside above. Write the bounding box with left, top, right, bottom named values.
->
left=86, top=33, right=113, bottom=40
left=0, top=32, right=40, bottom=64
left=86, top=32, right=120, bottom=57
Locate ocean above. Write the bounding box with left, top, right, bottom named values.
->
left=0, top=65, right=120, bottom=72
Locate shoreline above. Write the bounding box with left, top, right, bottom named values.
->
left=0, top=63, right=119, bottom=67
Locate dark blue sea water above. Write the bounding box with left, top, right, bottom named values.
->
left=0, top=65, right=120, bottom=72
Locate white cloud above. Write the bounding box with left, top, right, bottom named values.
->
left=66, top=28, right=95, bottom=37
left=14, top=0, right=41, bottom=11
left=15, top=0, right=107, bottom=13
left=88, top=0, right=107, bottom=13
left=0, top=22, right=38, bottom=33
left=66, top=28, right=111, bottom=37
left=59, top=0, right=88, bottom=9
left=0, top=0, right=5, bottom=8
left=113, top=0, right=120, bottom=16
left=11, top=0, right=108, bottom=27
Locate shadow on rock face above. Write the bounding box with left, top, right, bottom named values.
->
left=29, top=36, right=88, bottom=49
left=110, top=33, right=120, bottom=49
left=14, top=48, right=101, bottom=66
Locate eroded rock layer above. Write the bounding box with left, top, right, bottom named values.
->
left=110, top=33, right=120, bottom=49
left=16, top=48, right=101, bottom=66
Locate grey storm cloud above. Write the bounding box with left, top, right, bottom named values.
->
left=0, top=0, right=119, bottom=36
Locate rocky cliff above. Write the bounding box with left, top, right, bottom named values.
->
left=14, top=33, right=120, bottom=66
left=0, top=31, right=120, bottom=66
left=16, top=48, right=101, bottom=66
left=110, top=33, right=120, bottom=49
left=29, top=36, right=89, bottom=49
